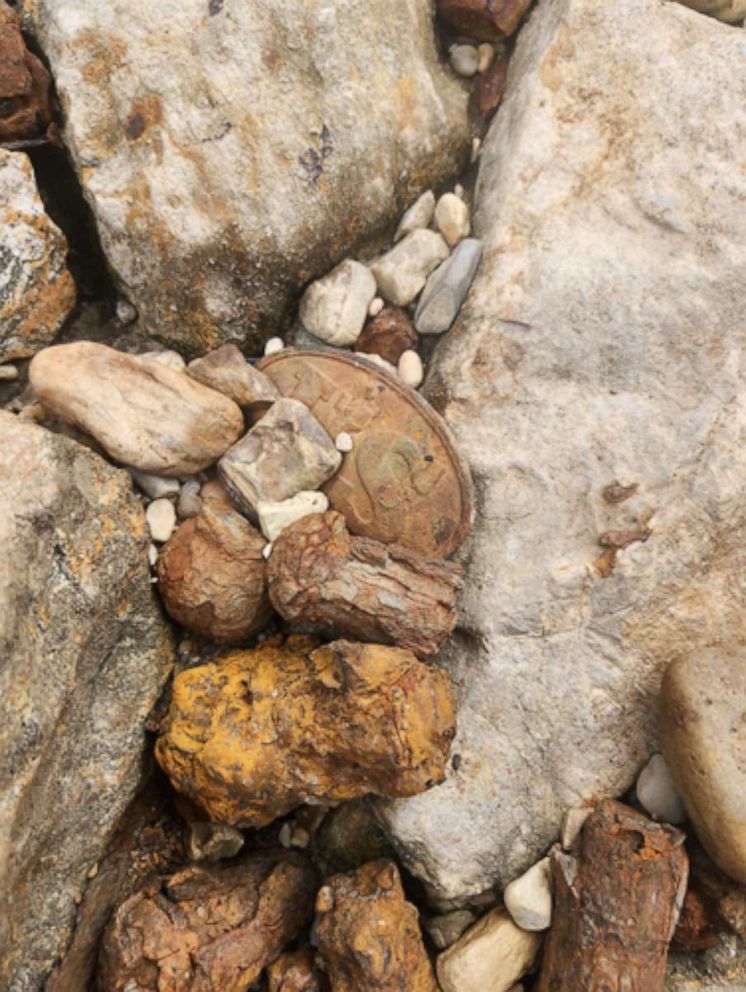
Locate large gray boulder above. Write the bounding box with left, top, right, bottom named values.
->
left=378, top=0, right=746, bottom=901
left=0, top=414, right=174, bottom=991
left=20, top=0, right=470, bottom=356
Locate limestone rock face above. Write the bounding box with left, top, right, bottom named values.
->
left=20, top=0, right=470, bottom=355
left=97, top=851, right=317, bottom=992
left=378, top=0, right=746, bottom=901
left=156, top=482, right=271, bottom=644
left=0, top=413, right=174, bottom=992
left=155, top=637, right=455, bottom=828
left=30, top=342, right=244, bottom=476
left=314, top=860, right=439, bottom=992
left=0, top=151, right=75, bottom=362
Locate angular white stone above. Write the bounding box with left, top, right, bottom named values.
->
left=415, top=238, right=483, bottom=335
left=560, top=807, right=592, bottom=851
left=503, top=857, right=552, bottom=931
left=372, top=229, right=450, bottom=306
left=378, top=0, right=746, bottom=901
left=398, top=350, right=424, bottom=388
left=256, top=490, right=330, bottom=542
left=129, top=471, right=181, bottom=500
left=435, top=192, right=471, bottom=247
left=299, top=259, right=376, bottom=347
left=146, top=498, right=177, bottom=543
left=437, top=907, right=541, bottom=992
left=264, top=338, right=284, bottom=356
left=23, top=0, right=469, bottom=354
left=636, top=753, right=687, bottom=825
left=395, top=190, right=436, bottom=242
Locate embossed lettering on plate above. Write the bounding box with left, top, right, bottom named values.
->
left=258, top=350, right=473, bottom=557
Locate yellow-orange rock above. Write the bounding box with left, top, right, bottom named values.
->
left=97, top=850, right=317, bottom=992
left=155, top=636, right=455, bottom=827
left=314, top=860, right=439, bottom=992
left=156, top=482, right=271, bottom=643
left=267, top=947, right=326, bottom=992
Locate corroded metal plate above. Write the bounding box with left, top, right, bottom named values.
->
left=258, top=349, right=473, bottom=558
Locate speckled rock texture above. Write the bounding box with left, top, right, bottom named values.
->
left=0, top=150, right=75, bottom=362
left=0, top=413, right=174, bottom=992
left=155, top=636, right=455, bottom=827
left=378, top=0, right=746, bottom=901
left=19, top=0, right=470, bottom=355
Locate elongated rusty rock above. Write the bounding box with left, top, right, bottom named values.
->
left=155, top=636, right=455, bottom=827
left=537, top=800, right=688, bottom=992
left=0, top=4, right=52, bottom=143
left=97, top=850, right=317, bottom=992
left=268, top=511, right=462, bottom=658
left=314, top=860, right=439, bottom=992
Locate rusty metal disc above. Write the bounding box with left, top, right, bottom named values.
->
left=258, top=349, right=473, bottom=558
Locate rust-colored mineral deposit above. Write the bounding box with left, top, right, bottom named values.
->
left=267, top=947, right=327, bottom=992
left=267, top=511, right=462, bottom=658
left=96, top=850, right=317, bottom=992
left=0, top=4, right=52, bottom=144
left=436, top=0, right=532, bottom=40
left=155, top=636, right=455, bottom=827
left=536, top=801, right=688, bottom=992
left=156, top=482, right=271, bottom=643
left=314, top=860, right=439, bottom=992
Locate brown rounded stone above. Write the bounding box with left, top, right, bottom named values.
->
left=355, top=307, right=418, bottom=365
left=314, top=860, right=438, bottom=992
left=436, top=0, right=532, bottom=41
left=258, top=349, right=473, bottom=558
left=156, top=482, right=270, bottom=643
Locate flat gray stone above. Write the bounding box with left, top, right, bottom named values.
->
left=414, top=238, right=482, bottom=334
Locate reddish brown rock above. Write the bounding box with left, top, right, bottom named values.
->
left=156, top=482, right=271, bottom=644
left=314, top=860, right=439, bottom=992
left=471, top=53, right=510, bottom=127
left=673, top=839, right=746, bottom=950
left=436, top=0, right=533, bottom=41
left=267, top=947, right=326, bottom=992
left=97, top=850, right=317, bottom=992
left=536, top=801, right=688, bottom=992
left=0, top=4, right=52, bottom=144
left=155, top=636, right=456, bottom=827
left=267, top=511, right=462, bottom=658
left=355, top=308, right=418, bottom=365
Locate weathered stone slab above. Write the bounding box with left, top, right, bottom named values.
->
left=378, top=0, right=746, bottom=901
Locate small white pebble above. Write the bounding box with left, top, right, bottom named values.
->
left=504, top=857, right=553, bottom=931
left=87, top=864, right=99, bottom=879
left=636, top=753, right=687, bottom=824
left=145, top=498, right=177, bottom=543
left=335, top=431, right=353, bottom=453
left=147, top=543, right=158, bottom=567
left=264, top=337, right=284, bottom=356
left=398, top=350, right=423, bottom=389
left=478, top=42, right=495, bottom=72
left=356, top=351, right=397, bottom=376
left=435, top=192, right=471, bottom=247
left=279, top=822, right=293, bottom=849
left=454, top=183, right=465, bottom=200
left=471, top=137, right=482, bottom=164
left=450, top=44, right=479, bottom=78
left=0, top=364, right=19, bottom=381
left=291, top=826, right=310, bottom=850
left=115, top=299, right=138, bottom=325
left=368, top=296, right=385, bottom=317
left=262, top=542, right=273, bottom=560
left=561, top=806, right=592, bottom=850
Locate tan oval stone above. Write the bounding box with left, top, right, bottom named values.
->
left=661, top=647, right=746, bottom=884
left=30, top=342, right=244, bottom=476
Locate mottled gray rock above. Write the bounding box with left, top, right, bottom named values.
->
left=378, top=0, right=746, bottom=901
left=0, top=414, right=174, bottom=992
left=425, top=910, right=478, bottom=950
left=299, top=259, right=376, bottom=347
left=20, top=0, right=469, bottom=356
left=0, top=150, right=75, bottom=363
left=450, top=44, right=480, bottom=78
left=187, top=344, right=279, bottom=412
left=667, top=936, right=746, bottom=990
left=30, top=342, right=245, bottom=477
left=415, top=238, right=483, bottom=334
left=219, top=397, right=341, bottom=514
left=372, top=229, right=450, bottom=306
